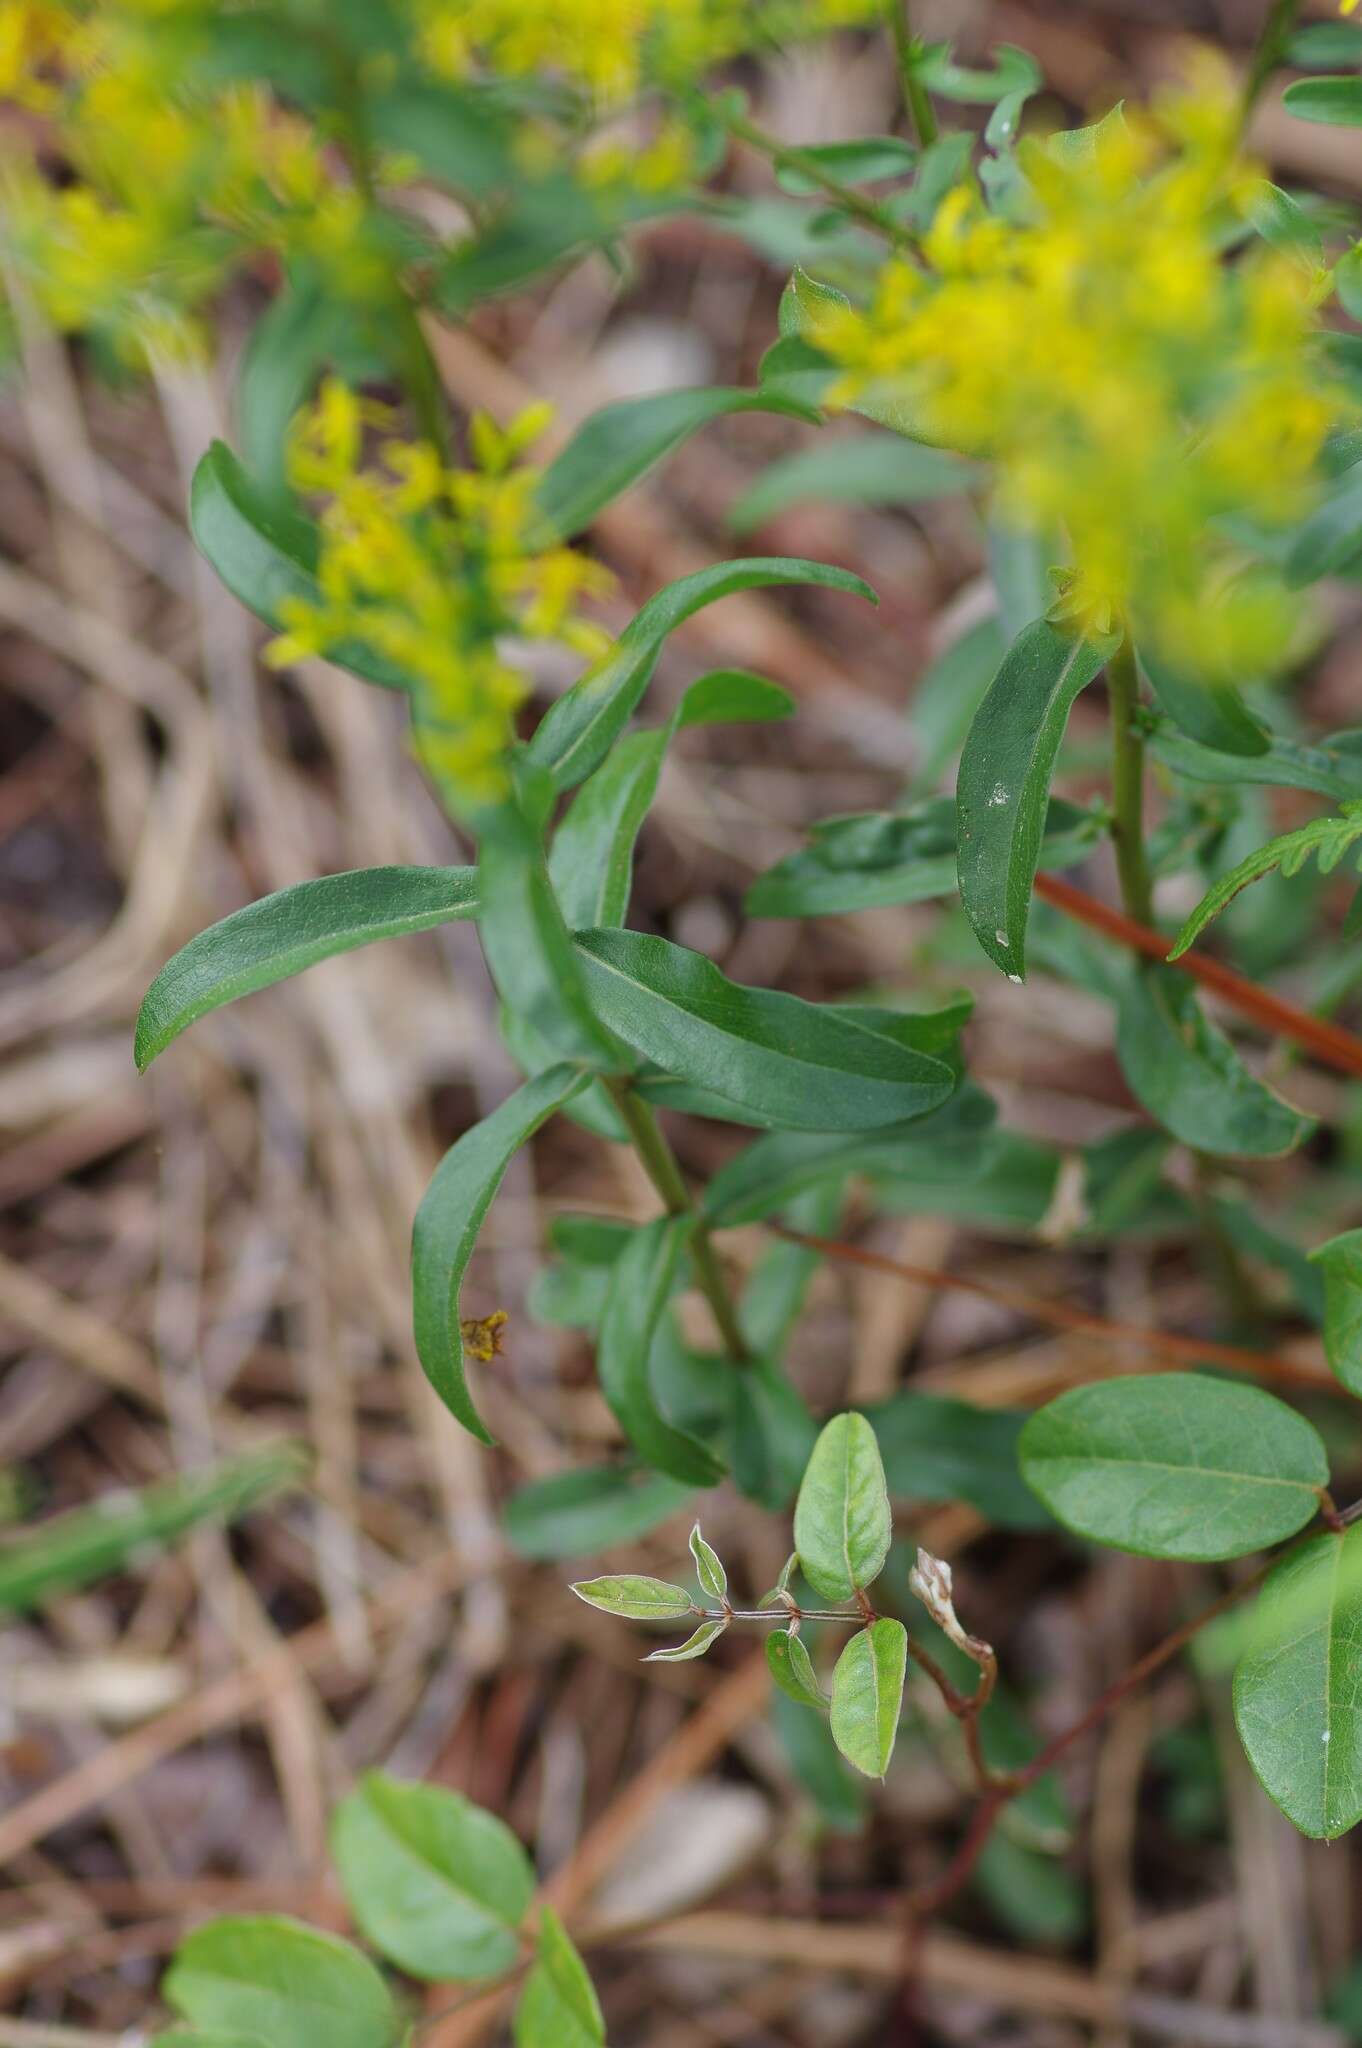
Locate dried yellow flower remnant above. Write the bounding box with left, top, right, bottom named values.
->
left=460, top=1310, right=509, bottom=1362
left=266, top=382, right=614, bottom=810
left=814, top=69, right=1352, bottom=682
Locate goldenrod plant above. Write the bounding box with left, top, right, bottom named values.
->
left=11, top=0, right=1362, bottom=2037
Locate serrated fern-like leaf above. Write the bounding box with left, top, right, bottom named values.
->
left=1168, top=801, right=1362, bottom=960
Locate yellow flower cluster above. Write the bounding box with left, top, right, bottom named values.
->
left=267, top=382, right=615, bottom=808
left=414, top=0, right=877, bottom=105
left=812, top=73, right=1350, bottom=681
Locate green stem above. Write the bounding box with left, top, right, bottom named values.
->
left=716, top=104, right=918, bottom=255
left=1242, top=0, right=1303, bottom=123
left=1107, top=634, right=1154, bottom=927
left=886, top=0, right=938, bottom=147
left=604, top=1080, right=753, bottom=1364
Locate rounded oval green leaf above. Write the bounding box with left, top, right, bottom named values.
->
left=794, top=1412, right=892, bottom=1602
left=767, top=1627, right=828, bottom=1709
left=135, top=867, right=478, bottom=1070
left=570, top=1574, right=696, bottom=1620
left=331, top=1773, right=533, bottom=1983
left=829, top=1618, right=907, bottom=1779
left=163, top=1917, right=398, bottom=2048
left=514, top=1907, right=605, bottom=2048
left=1282, top=75, right=1362, bottom=127
left=1115, top=969, right=1314, bottom=1159
left=1309, top=1228, right=1362, bottom=1397
left=1020, top=1374, right=1328, bottom=1561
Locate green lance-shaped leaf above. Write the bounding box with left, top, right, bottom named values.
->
left=597, top=1216, right=724, bottom=1486
left=363, top=79, right=516, bottom=197
left=728, top=433, right=972, bottom=536
left=1234, top=1525, right=1362, bottom=1840
left=477, top=796, right=621, bottom=1068
left=514, top=1907, right=606, bottom=2048
left=235, top=274, right=365, bottom=501
left=689, top=1522, right=728, bottom=1603
left=135, top=866, right=479, bottom=1070
left=503, top=1463, right=693, bottom=1561
left=1141, top=648, right=1268, bottom=758
left=1309, top=1228, right=1362, bottom=1397
left=1115, top=968, right=1314, bottom=1159
left=189, top=442, right=413, bottom=691
left=571, top=1574, right=697, bottom=1620
left=1019, top=1373, right=1329, bottom=1561
left=573, top=928, right=955, bottom=1133
left=1284, top=464, right=1362, bottom=587
left=773, top=134, right=917, bottom=191
left=956, top=618, right=1114, bottom=976
left=829, top=1618, right=908, bottom=1779
left=794, top=1412, right=892, bottom=1602
left=162, top=1917, right=400, bottom=2048
left=1145, top=717, right=1362, bottom=804
left=330, top=1772, right=533, bottom=1983
left=532, top=385, right=818, bottom=542
left=1168, top=805, right=1362, bottom=960
left=0, top=1442, right=308, bottom=1617
left=527, top=557, right=876, bottom=793
left=729, top=1355, right=819, bottom=1512
left=1282, top=75, right=1362, bottom=127
left=645, top=1618, right=728, bottom=1663
left=412, top=1065, right=587, bottom=1444
left=767, top=1627, right=828, bottom=1709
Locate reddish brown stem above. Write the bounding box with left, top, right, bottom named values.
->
left=1034, top=871, right=1362, bottom=1081
left=770, top=1226, right=1326, bottom=1392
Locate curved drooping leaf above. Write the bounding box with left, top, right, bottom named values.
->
left=728, top=433, right=972, bottom=534
left=189, top=443, right=412, bottom=690
left=1146, top=717, right=1362, bottom=803
left=1019, top=1374, right=1328, bottom=1560
left=1115, top=968, right=1315, bottom=1159
left=572, top=928, right=955, bottom=1133
left=644, top=1618, right=728, bottom=1662
left=767, top=1627, right=828, bottom=1709
left=747, top=794, right=1100, bottom=918
left=1168, top=806, right=1362, bottom=959
left=829, top=1618, right=908, bottom=1779
left=162, top=1918, right=398, bottom=2048
left=514, top=1908, right=606, bottom=2048
left=412, top=1065, right=587, bottom=1443
left=1141, top=648, right=1268, bottom=757
left=917, top=40, right=1042, bottom=103
left=478, top=798, right=620, bottom=1067
left=135, top=866, right=479, bottom=1070
left=503, top=1463, right=693, bottom=1560
left=528, top=558, right=876, bottom=793
left=1309, top=1228, right=1362, bottom=1397
left=794, top=1412, right=892, bottom=1602
left=331, top=1773, right=534, bottom=1983
left=597, top=1216, right=724, bottom=1486
left=532, top=385, right=817, bottom=541
left=1235, top=1524, right=1362, bottom=1839
left=689, top=1523, right=728, bottom=1602
left=956, top=619, right=1114, bottom=976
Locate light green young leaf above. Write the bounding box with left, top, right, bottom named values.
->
left=411, top=1065, right=587, bottom=1443
left=573, top=928, right=955, bottom=1133
left=135, top=866, right=478, bottom=1069
left=645, top=1618, right=728, bottom=1663
left=829, top=1618, right=908, bottom=1779
left=1309, top=1228, right=1362, bottom=1397
left=153, top=2032, right=271, bottom=2047
left=503, top=1464, right=692, bottom=1562
left=1168, top=805, right=1362, bottom=959
left=0, top=1442, right=307, bottom=1617
left=598, top=1216, right=724, bottom=1486
left=1115, top=968, right=1314, bottom=1159
left=532, top=385, right=816, bottom=541
left=514, top=1907, right=605, bottom=2048
left=571, top=1574, right=697, bottom=1620
left=1235, top=1524, right=1362, bottom=1838
left=1282, top=76, right=1362, bottom=127
left=331, top=1773, right=533, bottom=1983
left=528, top=558, right=875, bottom=793
left=689, top=1523, right=728, bottom=1603
left=794, top=1412, right=892, bottom=1602
left=956, top=618, right=1114, bottom=976
left=766, top=1627, right=828, bottom=1709
left=1019, top=1373, right=1329, bottom=1561
left=163, top=1918, right=399, bottom=2048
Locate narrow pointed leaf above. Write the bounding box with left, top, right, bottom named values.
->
left=767, top=1627, right=828, bottom=1708
left=1141, top=648, right=1268, bottom=757
left=1309, top=1228, right=1362, bottom=1396
left=1235, top=1524, right=1362, bottom=1838
left=1116, top=968, right=1314, bottom=1159
left=528, top=558, right=876, bottom=793
left=412, top=1066, right=587, bottom=1443
left=136, top=866, right=478, bottom=1069
left=956, top=619, right=1112, bottom=976
left=549, top=728, right=669, bottom=930
left=331, top=1773, right=533, bottom=1983
left=477, top=796, right=619, bottom=1066
left=645, top=1618, right=728, bottom=1662
left=514, top=1907, right=605, bottom=2048
left=794, top=1412, right=892, bottom=1602
left=728, top=434, right=971, bottom=534
left=573, top=928, right=954, bottom=1133
left=598, top=1217, right=724, bottom=1486
left=689, top=1523, right=728, bottom=1602
left=504, top=1464, right=692, bottom=1561
left=1146, top=718, right=1362, bottom=803
left=571, top=1574, right=696, bottom=1619
left=1019, top=1374, right=1328, bottom=1560
left=730, top=1355, right=820, bottom=1511
left=830, top=1618, right=907, bottom=1779
left=163, top=1918, right=398, bottom=2048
